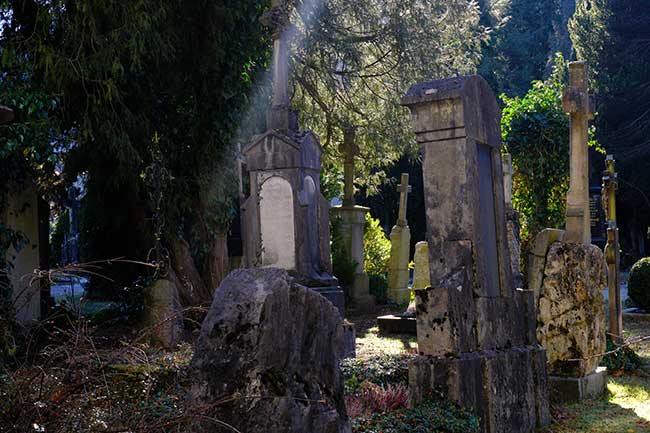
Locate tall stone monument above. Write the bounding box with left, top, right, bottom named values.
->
left=562, top=61, right=594, bottom=244
left=387, top=173, right=411, bottom=304
left=602, top=155, right=622, bottom=342
left=528, top=62, right=607, bottom=402
left=331, top=128, right=374, bottom=311
left=402, top=76, right=550, bottom=433
left=1, top=106, right=42, bottom=326
left=240, top=0, right=344, bottom=314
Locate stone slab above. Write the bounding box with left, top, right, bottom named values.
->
left=377, top=314, right=417, bottom=334
left=549, top=367, right=607, bottom=403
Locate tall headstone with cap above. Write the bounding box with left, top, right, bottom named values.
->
left=240, top=0, right=344, bottom=314
left=401, top=75, right=550, bottom=433
left=387, top=173, right=412, bottom=304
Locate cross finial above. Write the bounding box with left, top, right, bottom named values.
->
left=152, top=131, right=160, bottom=145
left=397, top=173, right=412, bottom=226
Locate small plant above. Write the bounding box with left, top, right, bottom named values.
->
left=341, top=353, right=414, bottom=394
left=351, top=397, right=481, bottom=433
left=628, top=257, right=650, bottom=311
left=346, top=382, right=410, bottom=418
left=601, top=336, right=642, bottom=372
left=368, top=274, right=388, bottom=304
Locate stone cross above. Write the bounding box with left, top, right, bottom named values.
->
left=396, top=173, right=411, bottom=226
left=602, top=155, right=622, bottom=343
left=340, top=127, right=359, bottom=207
left=260, top=0, right=296, bottom=133
left=562, top=61, right=595, bottom=244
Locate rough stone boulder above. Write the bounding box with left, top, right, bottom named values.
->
left=190, top=268, right=351, bottom=433
left=536, top=242, right=606, bottom=376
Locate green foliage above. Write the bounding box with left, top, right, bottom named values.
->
left=501, top=59, right=569, bottom=245
left=341, top=353, right=414, bottom=394
left=628, top=257, right=650, bottom=311
left=479, top=0, right=569, bottom=97
left=364, top=213, right=391, bottom=278
left=601, top=336, right=642, bottom=372
left=351, top=397, right=481, bottom=433
left=293, top=0, right=485, bottom=189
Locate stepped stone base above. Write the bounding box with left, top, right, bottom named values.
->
left=409, top=346, right=551, bottom=433
left=549, top=367, right=607, bottom=403
left=311, top=286, right=345, bottom=317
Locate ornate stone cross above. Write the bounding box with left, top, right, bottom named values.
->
left=260, top=0, right=296, bottom=133
left=340, top=127, right=359, bottom=207
left=397, top=173, right=411, bottom=227
left=562, top=61, right=595, bottom=244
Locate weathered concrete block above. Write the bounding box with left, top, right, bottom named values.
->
left=536, top=242, right=606, bottom=376
left=191, top=268, right=351, bottom=433
left=549, top=367, right=607, bottom=403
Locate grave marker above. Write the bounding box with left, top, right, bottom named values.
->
left=402, top=75, right=550, bottom=433
left=387, top=173, right=411, bottom=304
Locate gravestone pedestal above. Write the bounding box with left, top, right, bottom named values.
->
left=332, top=205, right=374, bottom=311
left=402, top=76, right=550, bottom=433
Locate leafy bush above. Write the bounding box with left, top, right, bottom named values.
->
left=351, top=397, right=481, bottom=433
left=341, top=353, right=414, bottom=394
left=628, top=257, right=650, bottom=311
left=601, top=336, right=642, bottom=372
left=364, top=213, right=391, bottom=278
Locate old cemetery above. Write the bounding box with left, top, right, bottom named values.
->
left=2, top=1, right=650, bottom=432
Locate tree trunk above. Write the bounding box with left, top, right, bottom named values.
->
left=170, top=238, right=211, bottom=307
left=202, top=230, right=229, bottom=294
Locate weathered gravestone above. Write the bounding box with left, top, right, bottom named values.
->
left=401, top=75, right=550, bottom=433
left=241, top=0, right=344, bottom=314
left=387, top=173, right=412, bottom=304
left=528, top=62, right=607, bottom=402
left=331, top=128, right=374, bottom=311
left=191, top=268, right=351, bottom=433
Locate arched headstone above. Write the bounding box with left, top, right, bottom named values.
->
left=260, top=176, right=296, bottom=270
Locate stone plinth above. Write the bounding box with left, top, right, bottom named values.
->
left=191, top=268, right=351, bottom=433
left=402, top=75, right=550, bottom=433
left=332, top=205, right=374, bottom=311
left=387, top=224, right=410, bottom=304
left=549, top=367, right=607, bottom=403
left=412, top=241, right=430, bottom=290
left=536, top=242, right=606, bottom=377
left=3, top=182, right=41, bottom=326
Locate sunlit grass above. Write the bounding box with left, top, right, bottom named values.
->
left=355, top=325, right=417, bottom=359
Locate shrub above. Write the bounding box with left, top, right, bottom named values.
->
left=628, top=257, right=650, bottom=311
left=364, top=213, right=391, bottom=278
left=351, top=397, right=481, bottom=433
left=341, top=353, right=414, bottom=394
